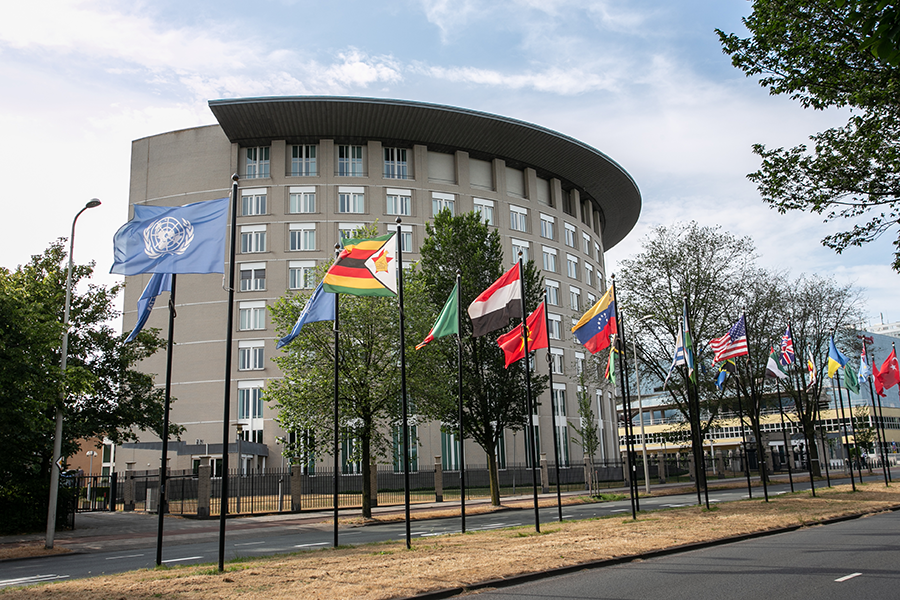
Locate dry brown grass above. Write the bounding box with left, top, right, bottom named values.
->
left=3, top=483, right=897, bottom=599
left=0, top=546, right=71, bottom=561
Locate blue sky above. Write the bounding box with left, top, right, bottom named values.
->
left=1, top=0, right=897, bottom=328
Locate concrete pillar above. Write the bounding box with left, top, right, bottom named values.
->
left=434, top=456, right=443, bottom=503
left=658, top=453, right=667, bottom=484
left=369, top=462, right=378, bottom=508
left=622, top=452, right=631, bottom=487
left=540, top=453, right=549, bottom=494
left=197, top=456, right=211, bottom=518
left=291, top=464, right=304, bottom=512
left=124, top=461, right=136, bottom=512
left=716, top=451, right=726, bottom=479
left=687, top=453, right=696, bottom=482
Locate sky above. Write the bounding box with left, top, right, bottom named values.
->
left=1, top=0, right=897, bottom=330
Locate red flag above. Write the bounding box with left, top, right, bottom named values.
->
left=497, top=302, right=548, bottom=368
left=872, top=359, right=887, bottom=397
left=879, top=349, right=900, bottom=390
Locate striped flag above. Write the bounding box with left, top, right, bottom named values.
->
left=416, top=282, right=459, bottom=350
left=467, top=263, right=522, bottom=337
left=323, top=232, right=397, bottom=297
left=779, top=326, right=795, bottom=366
left=710, top=316, right=748, bottom=363
left=806, top=345, right=818, bottom=389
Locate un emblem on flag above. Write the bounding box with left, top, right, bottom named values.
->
left=143, top=216, right=195, bottom=259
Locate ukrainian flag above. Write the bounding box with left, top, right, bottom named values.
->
left=827, top=337, right=849, bottom=378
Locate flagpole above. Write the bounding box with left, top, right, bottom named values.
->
left=456, top=270, right=466, bottom=533
left=734, top=373, right=753, bottom=498
left=614, top=279, right=638, bottom=517
left=396, top=219, right=412, bottom=549
left=543, top=293, right=563, bottom=522
left=517, top=255, right=540, bottom=533
left=863, top=342, right=890, bottom=486
left=790, top=326, right=815, bottom=498
left=332, top=244, right=341, bottom=548
left=155, top=273, right=176, bottom=566
left=217, top=174, right=239, bottom=572
left=833, top=365, right=856, bottom=491
left=872, top=346, right=892, bottom=483
left=774, top=377, right=794, bottom=493
left=683, top=296, right=708, bottom=509
left=844, top=369, right=865, bottom=485
left=740, top=314, right=768, bottom=503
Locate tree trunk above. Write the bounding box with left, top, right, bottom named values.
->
left=752, top=423, right=768, bottom=483
left=803, top=420, right=822, bottom=477
left=361, top=434, right=372, bottom=518
left=487, top=451, right=500, bottom=506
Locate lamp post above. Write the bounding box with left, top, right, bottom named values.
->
left=46, top=199, right=101, bottom=549
left=631, top=314, right=654, bottom=494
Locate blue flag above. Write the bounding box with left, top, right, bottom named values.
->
left=276, top=283, right=336, bottom=349
left=110, top=198, right=229, bottom=275
left=827, top=337, right=849, bottom=378
left=125, top=273, right=172, bottom=343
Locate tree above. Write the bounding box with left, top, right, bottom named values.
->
left=415, top=210, right=547, bottom=506
left=0, top=240, right=174, bottom=533
left=569, top=359, right=602, bottom=495
left=717, top=1, right=900, bottom=270
left=267, top=226, right=443, bottom=518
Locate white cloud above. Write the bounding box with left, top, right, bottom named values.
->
left=420, top=64, right=621, bottom=95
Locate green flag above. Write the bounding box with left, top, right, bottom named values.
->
left=415, top=282, right=459, bottom=350
left=844, top=362, right=860, bottom=394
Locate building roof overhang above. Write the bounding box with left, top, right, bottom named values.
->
left=209, top=96, right=641, bottom=249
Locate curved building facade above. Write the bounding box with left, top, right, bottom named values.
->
left=117, top=97, right=641, bottom=475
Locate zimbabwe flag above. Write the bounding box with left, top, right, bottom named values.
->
left=323, top=232, right=397, bottom=296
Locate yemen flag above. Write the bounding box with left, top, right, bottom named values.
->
left=467, top=264, right=522, bottom=337
left=497, top=302, right=548, bottom=368
left=416, top=282, right=459, bottom=350
left=571, top=287, right=616, bottom=354
left=323, top=232, right=397, bottom=297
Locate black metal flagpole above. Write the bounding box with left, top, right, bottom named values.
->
left=517, top=255, right=540, bottom=533
left=332, top=244, right=341, bottom=548
left=844, top=371, right=865, bottom=485
left=741, top=314, right=767, bottom=503
left=834, top=366, right=856, bottom=491
left=543, top=292, right=563, bottom=522
left=734, top=374, right=753, bottom=498
left=864, top=342, right=890, bottom=486
left=790, top=329, right=815, bottom=498
left=775, top=377, right=794, bottom=493
left=218, top=174, right=239, bottom=572
left=456, top=270, right=466, bottom=533
left=155, top=273, right=176, bottom=566
left=613, top=277, right=638, bottom=518
left=684, top=296, right=708, bottom=509
left=396, top=219, right=412, bottom=549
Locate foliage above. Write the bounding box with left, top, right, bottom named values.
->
left=267, top=225, right=444, bottom=517
left=717, top=0, right=900, bottom=269
left=414, top=210, right=547, bottom=506
left=0, top=240, right=173, bottom=533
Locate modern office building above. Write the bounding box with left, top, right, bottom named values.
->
left=115, top=96, right=641, bottom=475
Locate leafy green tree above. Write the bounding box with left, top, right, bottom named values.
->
left=267, top=226, right=444, bottom=517
left=717, top=0, right=900, bottom=269
left=569, top=359, right=602, bottom=494
left=0, top=240, right=173, bottom=533
left=415, top=211, right=547, bottom=506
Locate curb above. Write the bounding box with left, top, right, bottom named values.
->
left=404, top=503, right=900, bottom=600
left=0, top=550, right=86, bottom=564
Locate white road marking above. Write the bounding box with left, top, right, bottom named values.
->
left=835, top=572, right=862, bottom=582
left=610, top=509, right=628, bottom=512
left=234, top=541, right=265, bottom=547
left=294, top=542, right=329, bottom=548
left=106, top=553, right=145, bottom=560
left=161, top=556, right=202, bottom=563
left=0, top=574, right=70, bottom=588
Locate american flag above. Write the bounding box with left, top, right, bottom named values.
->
left=710, top=316, right=748, bottom=363
left=779, top=326, right=795, bottom=366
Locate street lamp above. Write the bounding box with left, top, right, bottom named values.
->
left=630, top=314, right=655, bottom=495
left=46, top=199, right=101, bottom=549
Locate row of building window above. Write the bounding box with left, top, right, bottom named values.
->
left=246, top=145, right=410, bottom=180
left=238, top=224, right=415, bottom=257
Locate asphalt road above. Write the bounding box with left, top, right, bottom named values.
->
left=0, top=475, right=876, bottom=591
left=468, top=509, right=900, bottom=600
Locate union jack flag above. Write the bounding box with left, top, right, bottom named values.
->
left=779, top=326, right=795, bottom=366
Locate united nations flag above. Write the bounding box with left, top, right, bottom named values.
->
left=110, top=198, right=229, bottom=275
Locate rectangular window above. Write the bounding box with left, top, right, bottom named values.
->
left=289, top=224, right=316, bottom=251
left=548, top=314, right=562, bottom=341
left=239, top=301, right=266, bottom=331
left=341, top=435, right=361, bottom=474
left=542, top=246, right=557, bottom=273
left=291, top=144, right=317, bottom=176
left=545, top=280, right=560, bottom=306
left=540, top=214, right=555, bottom=240
left=566, top=253, right=578, bottom=279
left=432, top=192, right=455, bottom=217
left=587, top=293, right=596, bottom=306
left=570, top=286, right=581, bottom=311
left=564, top=223, right=576, bottom=248
left=241, top=225, right=266, bottom=253
left=511, top=239, right=529, bottom=263
left=582, top=232, right=591, bottom=255
left=441, top=431, right=460, bottom=471
left=594, top=242, right=601, bottom=261
left=556, top=425, right=569, bottom=466
left=550, top=348, right=564, bottom=374
left=552, top=386, right=567, bottom=416
left=237, top=385, right=263, bottom=419
left=575, top=352, right=585, bottom=376
left=239, top=263, right=266, bottom=291
left=510, top=205, right=528, bottom=232
left=245, top=147, right=270, bottom=179
left=383, top=147, right=409, bottom=179
left=238, top=341, right=265, bottom=371
left=241, top=190, right=267, bottom=216
left=289, top=260, right=316, bottom=290
left=474, top=198, right=494, bottom=225
left=392, top=425, right=418, bottom=472
left=386, top=188, right=412, bottom=216
left=338, top=187, right=365, bottom=213
left=585, top=263, right=593, bottom=287
left=288, top=187, right=316, bottom=213
left=399, top=226, right=413, bottom=253
left=338, top=145, right=364, bottom=176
